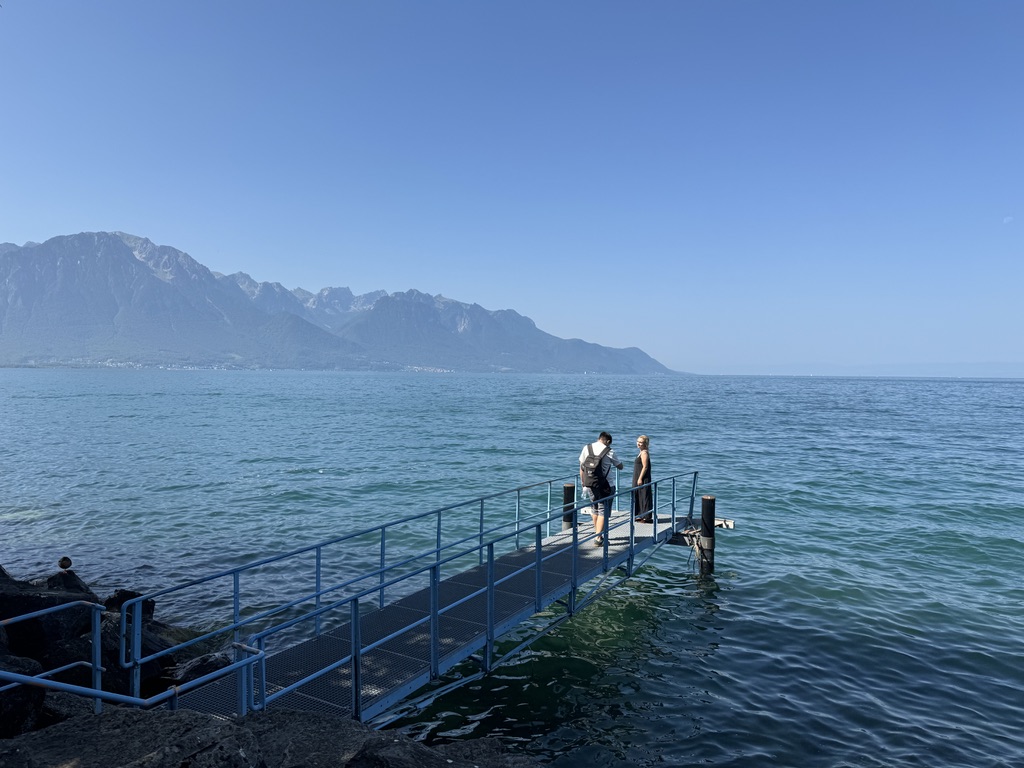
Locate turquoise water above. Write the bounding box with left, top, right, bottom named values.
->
left=2, top=370, right=1022, bottom=766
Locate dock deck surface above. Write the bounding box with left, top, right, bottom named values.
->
left=178, top=508, right=690, bottom=722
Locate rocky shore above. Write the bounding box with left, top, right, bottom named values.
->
left=0, top=708, right=534, bottom=768
left=0, top=563, right=536, bottom=767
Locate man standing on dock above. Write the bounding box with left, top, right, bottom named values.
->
left=579, top=431, right=624, bottom=546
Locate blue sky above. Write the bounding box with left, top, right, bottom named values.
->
left=1, top=1, right=1021, bottom=375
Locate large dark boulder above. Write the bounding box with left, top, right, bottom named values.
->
left=36, top=689, right=97, bottom=729
left=0, top=565, right=224, bottom=738
left=103, top=589, right=156, bottom=621
left=0, top=708, right=260, bottom=768
left=0, top=654, right=45, bottom=738
left=0, top=570, right=98, bottom=661
left=167, top=650, right=233, bottom=686
left=49, top=612, right=174, bottom=694
left=42, top=570, right=101, bottom=601
left=0, top=708, right=537, bottom=768
left=0, top=564, right=17, bottom=585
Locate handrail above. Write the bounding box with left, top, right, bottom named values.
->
left=2, top=469, right=696, bottom=719
left=119, top=472, right=578, bottom=610
left=0, top=642, right=264, bottom=714
left=247, top=495, right=601, bottom=648
left=248, top=496, right=621, bottom=714
left=241, top=472, right=696, bottom=716
left=0, top=600, right=105, bottom=713
left=118, top=473, right=582, bottom=683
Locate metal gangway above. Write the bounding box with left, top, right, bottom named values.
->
left=1, top=470, right=729, bottom=725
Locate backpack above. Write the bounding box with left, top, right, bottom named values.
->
left=581, top=443, right=610, bottom=490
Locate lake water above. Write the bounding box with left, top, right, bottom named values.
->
left=2, top=369, right=1022, bottom=767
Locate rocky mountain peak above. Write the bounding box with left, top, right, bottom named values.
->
left=0, top=231, right=672, bottom=374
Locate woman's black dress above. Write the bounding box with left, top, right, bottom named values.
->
left=632, top=452, right=652, bottom=519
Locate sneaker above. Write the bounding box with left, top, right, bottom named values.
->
left=594, top=536, right=605, bottom=546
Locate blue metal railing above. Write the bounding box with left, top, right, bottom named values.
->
left=114, top=474, right=583, bottom=695
left=0, top=602, right=105, bottom=713
left=0, top=601, right=266, bottom=714
left=0, top=469, right=698, bottom=719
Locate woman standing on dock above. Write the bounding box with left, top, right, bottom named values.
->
left=633, top=435, right=652, bottom=523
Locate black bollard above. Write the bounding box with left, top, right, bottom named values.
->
left=562, top=483, right=576, bottom=531
left=699, top=495, right=716, bottom=575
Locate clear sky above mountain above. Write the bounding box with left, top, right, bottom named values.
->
left=1, top=1, right=1021, bottom=376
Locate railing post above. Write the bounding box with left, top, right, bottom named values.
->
left=429, top=564, right=440, bottom=678
left=90, top=605, right=103, bottom=714
left=561, top=483, right=575, bottom=531
left=350, top=600, right=362, bottom=719
left=130, top=601, right=143, bottom=700
left=671, top=476, right=678, bottom=521
left=601, top=499, right=610, bottom=559
left=569, top=516, right=579, bottom=616
left=234, top=571, right=248, bottom=716
left=315, top=546, right=323, bottom=635
left=379, top=531, right=387, bottom=608
left=515, top=490, right=522, bottom=549
left=255, top=637, right=267, bottom=712
left=485, top=543, right=495, bottom=672
left=653, top=481, right=660, bottom=529
left=478, top=499, right=485, bottom=565
left=687, top=472, right=699, bottom=527
left=699, top=495, right=716, bottom=575
left=534, top=525, right=543, bottom=612
left=626, top=492, right=635, bottom=577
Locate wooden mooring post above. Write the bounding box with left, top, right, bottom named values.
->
left=699, top=494, right=716, bottom=575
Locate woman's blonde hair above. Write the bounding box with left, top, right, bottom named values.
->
left=637, top=435, right=649, bottom=448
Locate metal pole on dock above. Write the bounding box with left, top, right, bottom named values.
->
left=562, top=483, right=576, bottom=531
left=699, top=495, right=716, bottom=575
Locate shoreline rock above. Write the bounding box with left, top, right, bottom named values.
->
left=1, top=564, right=540, bottom=766
left=1, top=563, right=216, bottom=736
left=0, top=708, right=536, bottom=768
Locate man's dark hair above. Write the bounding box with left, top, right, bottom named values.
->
left=599, top=431, right=613, bottom=443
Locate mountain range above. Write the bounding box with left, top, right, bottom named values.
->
left=0, top=232, right=672, bottom=373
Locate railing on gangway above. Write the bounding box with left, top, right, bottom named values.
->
left=0, top=600, right=265, bottom=715
left=0, top=469, right=698, bottom=719
left=244, top=471, right=696, bottom=720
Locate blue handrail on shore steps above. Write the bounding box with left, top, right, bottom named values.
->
left=1, top=469, right=702, bottom=723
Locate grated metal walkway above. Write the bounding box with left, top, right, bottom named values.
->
left=177, top=508, right=691, bottom=722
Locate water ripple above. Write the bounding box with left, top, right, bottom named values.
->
left=2, top=371, right=1023, bottom=766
